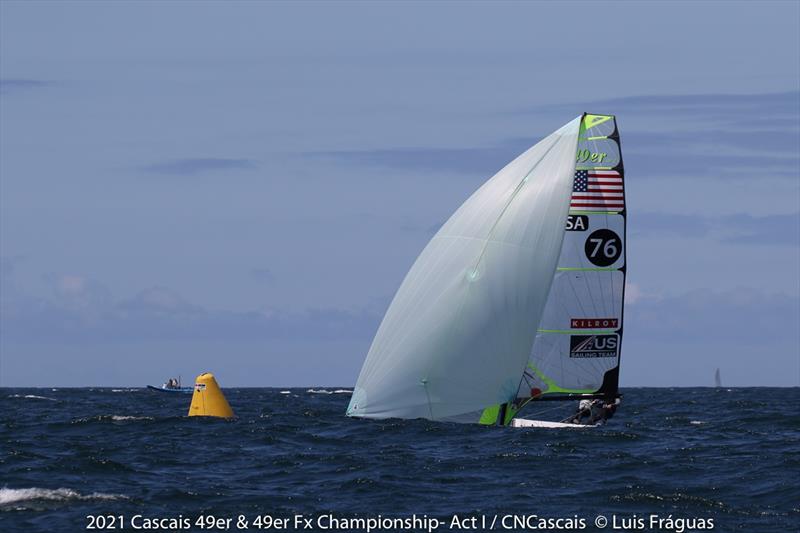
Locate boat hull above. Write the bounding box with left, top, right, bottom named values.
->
left=147, top=385, right=194, bottom=394
left=511, top=418, right=596, bottom=429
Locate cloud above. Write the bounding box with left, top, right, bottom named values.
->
left=1, top=274, right=379, bottom=344
left=249, top=267, right=274, bottom=283
left=622, top=286, right=800, bottom=386
left=119, top=286, right=200, bottom=315
left=0, top=78, right=52, bottom=94
left=0, top=255, right=23, bottom=279
left=306, top=146, right=520, bottom=177
left=528, top=91, right=800, bottom=127
left=578, top=92, right=800, bottom=179
left=633, top=212, right=800, bottom=247
left=304, top=91, right=799, bottom=180
left=623, top=281, right=660, bottom=305
left=41, top=273, right=114, bottom=314
left=140, top=158, right=258, bottom=176
left=626, top=287, right=799, bottom=345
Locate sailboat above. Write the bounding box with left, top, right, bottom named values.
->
left=715, top=368, right=722, bottom=388
left=347, top=114, right=626, bottom=427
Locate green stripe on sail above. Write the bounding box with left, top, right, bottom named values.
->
left=578, top=135, right=609, bottom=141
left=557, top=267, right=616, bottom=272
left=527, top=363, right=595, bottom=395
left=538, top=329, right=616, bottom=335
left=569, top=210, right=621, bottom=215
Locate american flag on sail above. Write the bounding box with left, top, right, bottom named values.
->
left=571, top=169, right=624, bottom=210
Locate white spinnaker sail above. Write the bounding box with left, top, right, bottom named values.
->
left=517, top=114, right=626, bottom=400
left=347, top=116, right=582, bottom=422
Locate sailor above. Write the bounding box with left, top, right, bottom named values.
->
left=587, top=398, right=620, bottom=424
left=599, top=398, right=620, bottom=422
left=571, top=399, right=594, bottom=424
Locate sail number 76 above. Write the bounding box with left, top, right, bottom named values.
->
left=584, top=229, right=622, bottom=267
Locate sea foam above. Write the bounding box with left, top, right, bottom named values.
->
left=7, top=394, right=57, bottom=401
left=0, top=487, right=127, bottom=506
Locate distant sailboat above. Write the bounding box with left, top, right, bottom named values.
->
left=715, top=368, right=722, bottom=388
left=347, top=114, right=627, bottom=426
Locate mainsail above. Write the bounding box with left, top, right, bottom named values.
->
left=513, top=114, right=626, bottom=409
left=347, top=114, right=625, bottom=425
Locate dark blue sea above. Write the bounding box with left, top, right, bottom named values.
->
left=1, top=387, right=798, bottom=532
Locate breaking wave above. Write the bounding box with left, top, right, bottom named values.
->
left=7, top=394, right=57, bottom=401
left=71, top=415, right=154, bottom=424
left=0, top=487, right=127, bottom=507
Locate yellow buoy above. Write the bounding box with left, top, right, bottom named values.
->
left=188, top=372, right=234, bottom=418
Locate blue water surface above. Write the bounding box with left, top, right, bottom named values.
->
left=1, top=387, right=798, bottom=532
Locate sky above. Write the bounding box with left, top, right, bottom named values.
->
left=1, top=1, right=798, bottom=387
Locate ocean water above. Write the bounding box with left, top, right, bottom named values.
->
left=1, top=387, right=798, bottom=532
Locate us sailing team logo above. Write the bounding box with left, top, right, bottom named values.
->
left=569, top=334, right=619, bottom=358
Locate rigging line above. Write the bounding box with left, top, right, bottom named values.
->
left=553, top=283, right=580, bottom=344
left=547, top=215, right=606, bottom=385
left=515, top=401, right=570, bottom=420
left=582, top=264, right=600, bottom=317
left=531, top=275, right=588, bottom=395
left=610, top=237, right=617, bottom=319
left=599, top=212, right=615, bottom=317
left=533, top=320, right=601, bottom=387
left=567, top=272, right=590, bottom=318
left=534, top=335, right=592, bottom=394
left=587, top=278, right=614, bottom=375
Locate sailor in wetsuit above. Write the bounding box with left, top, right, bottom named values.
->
left=570, top=399, right=594, bottom=424
left=593, top=399, right=618, bottom=423
left=571, top=398, right=620, bottom=425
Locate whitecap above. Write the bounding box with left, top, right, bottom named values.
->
left=109, top=415, right=153, bottom=421
left=690, top=420, right=706, bottom=425
left=72, top=415, right=153, bottom=424
left=0, top=487, right=127, bottom=506
left=279, top=390, right=291, bottom=394
left=333, top=389, right=353, bottom=394
left=307, top=389, right=333, bottom=394
left=7, top=394, right=57, bottom=401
